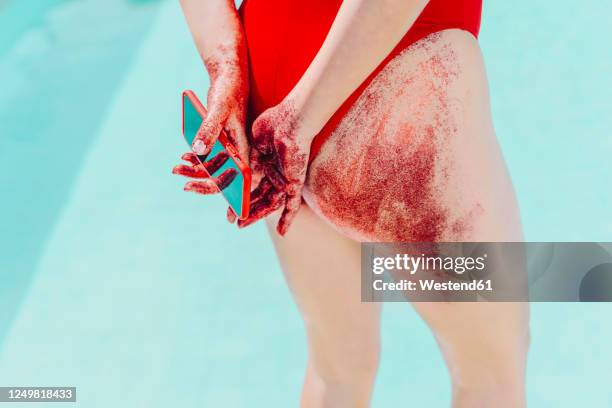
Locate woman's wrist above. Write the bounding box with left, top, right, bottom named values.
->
left=285, top=85, right=329, bottom=143
left=204, top=39, right=247, bottom=78
left=203, top=38, right=249, bottom=110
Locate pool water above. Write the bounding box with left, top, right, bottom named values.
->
left=0, top=0, right=610, bottom=406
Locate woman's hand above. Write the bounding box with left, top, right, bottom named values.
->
left=192, top=48, right=249, bottom=162
left=237, top=99, right=316, bottom=235
left=172, top=150, right=241, bottom=222
left=173, top=151, right=238, bottom=193
left=173, top=47, right=248, bottom=222
left=179, top=0, right=249, bottom=161
left=176, top=0, right=250, bottom=222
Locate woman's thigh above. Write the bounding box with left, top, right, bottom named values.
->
left=303, top=29, right=522, bottom=243
left=300, top=29, right=529, bottom=385
left=265, top=206, right=381, bottom=381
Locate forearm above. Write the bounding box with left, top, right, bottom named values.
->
left=179, top=0, right=247, bottom=76
left=289, top=0, right=429, bottom=136
left=180, top=0, right=249, bottom=158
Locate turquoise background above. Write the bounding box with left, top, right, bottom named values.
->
left=0, top=0, right=610, bottom=406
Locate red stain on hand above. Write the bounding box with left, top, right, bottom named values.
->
left=183, top=168, right=237, bottom=194
left=192, top=42, right=250, bottom=160
left=173, top=151, right=230, bottom=178
left=237, top=178, right=286, bottom=228
left=174, top=151, right=237, bottom=194
left=174, top=35, right=250, bottom=218
left=237, top=100, right=311, bottom=235
left=214, top=168, right=239, bottom=190
left=200, top=151, right=230, bottom=174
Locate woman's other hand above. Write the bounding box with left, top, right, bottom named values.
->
left=238, top=99, right=316, bottom=236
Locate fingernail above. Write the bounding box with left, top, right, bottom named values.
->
left=192, top=139, right=207, bottom=155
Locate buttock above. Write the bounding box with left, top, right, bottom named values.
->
left=302, top=29, right=520, bottom=243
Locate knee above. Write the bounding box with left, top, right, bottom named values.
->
left=449, top=356, right=527, bottom=408
left=446, top=327, right=530, bottom=393
left=310, top=342, right=380, bottom=388
left=305, top=352, right=379, bottom=408
left=305, top=324, right=380, bottom=390
left=301, top=308, right=381, bottom=387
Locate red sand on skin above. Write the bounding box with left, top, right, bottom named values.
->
left=310, top=126, right=446, bottom=242
left=239, top=101, right=309, bottom=233
left=197, top=42, right=249, bottom=158
left=304, top=34, right=482, bottom=242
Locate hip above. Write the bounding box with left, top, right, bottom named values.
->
left=301, top=30, right=521, bottom=242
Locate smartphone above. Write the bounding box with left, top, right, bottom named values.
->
left=182, top=90, right=251, bottom=220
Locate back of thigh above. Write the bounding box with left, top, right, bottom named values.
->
left=303, top=29, right=529, bottom=371
left=265, top=206, right=381, bottom=378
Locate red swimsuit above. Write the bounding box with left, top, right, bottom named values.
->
left=240, top=0, right=482, bottom=160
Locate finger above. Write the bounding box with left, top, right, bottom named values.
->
left=203, top=151, right=229, bottom=174
left=184, top=179, right=219, bottom=195
left=181, top=152, right=202, bottom=166
left=249, top=148, right=262, bottom=170
left=181, top=151, right=229, bottom=175
left=172, top=164, right=208, bottom=179
left=237, top=188, right=286, bottom=228
left=215, top=168, right=238, bottom=191
left=249, top=149, right=266, bottom=186
left=226, top=116, right=250, bottom=166
left=227, top=207, right=237, bottom=224
left=277, top=191, right=302, bottom=236
left=249, top=177, right=274, bottom=203
left=264, top=165, right=286, bottom=191
left=251, top=168, right=264, bottom=188
left=192, top=110, right=225, bottom=156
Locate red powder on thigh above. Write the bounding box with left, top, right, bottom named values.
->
left=303, top=34, right=478, bottom=242
left=308, top=125, right=448, bottom=242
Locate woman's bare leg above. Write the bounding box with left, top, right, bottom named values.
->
left=414, top=302, right=529, bottom=407
left=301, top=29, right=529, bottom=407
left=271, top=210, right=528, bottom=408
left=266, top=206, right=381, bottom=408
left=268, top=207, right=528, bottom=408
